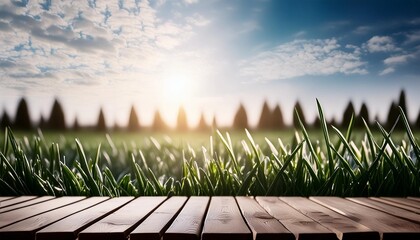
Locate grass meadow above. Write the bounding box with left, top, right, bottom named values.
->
left=0, top=103, right=419, bottom=197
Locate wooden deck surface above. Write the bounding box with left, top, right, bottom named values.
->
left=0, top=196, right=418, bottom=240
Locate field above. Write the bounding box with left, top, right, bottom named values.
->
left=1, top=105, right=419, bottom=197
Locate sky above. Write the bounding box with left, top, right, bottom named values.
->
left=1, top=0, right=420, bottom=128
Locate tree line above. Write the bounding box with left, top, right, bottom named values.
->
left=0, top=90, right=418, bottom=132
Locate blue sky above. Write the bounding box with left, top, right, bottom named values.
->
left=1, top=0, right=420, bottom=127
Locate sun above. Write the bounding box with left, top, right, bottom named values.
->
left=162, top=75, right=193, bottom=105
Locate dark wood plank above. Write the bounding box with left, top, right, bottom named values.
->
left=0, top=196, right=14, bottom=202
left=279, top=197, right=379, bottom=240
left=163, top=196, right=209, bottom=240
left=201, top=196, right=252, bottom=240
left=375, top=197, right=420, bottom=211
left=0, top=196, right=85, bottom=228
left=408, top=197, right=420, bottom=203
left=236, top=197, right=294, bottom=240
left=0, top=197, right=108, bottom=240
left=130, top=196, right=188, bottom=240
left=36, top=197, right=133, bottom=240
left=347, top=197, right=420, bottom=224
left=78, top=196, right=166, bottom=240
left=311, top=197, right=420, bottom=240
left=256, top=197, right=337, bottom=240
left=0, top=196, right=37, bottom=208
left=0, top=196, right=54, bottom=214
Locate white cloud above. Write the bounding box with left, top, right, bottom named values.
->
left=184, top=0, right=199, bottom=4
left=405, top=31, right=420, bottom=44
left=239, top=38, right=367, bottom=81
left=379, top=67, right=395, bottom=76
left=364, top=36, right=399, bottom=53
left=384, top=54, right=414, bottom=65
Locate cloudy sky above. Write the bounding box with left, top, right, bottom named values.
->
left=1, top=0, right=420, bottom=128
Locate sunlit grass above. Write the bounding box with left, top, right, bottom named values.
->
left=0, top=103, right=419, bottom=197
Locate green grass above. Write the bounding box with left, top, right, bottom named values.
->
left=0, top=104, right=419, bottom=197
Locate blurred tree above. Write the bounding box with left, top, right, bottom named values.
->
left=272, top=104, right=285, bottom=130
left=312, top=116, right=321, bottom=129
left=14, top=98, right=32, bottom=130
left=355, top=102, right=369, bottom=128
left=416, top=110, right=420, bottom=129
left=127, top=105, right=140, bottom=131
left=152, top=110, right=168, bottom=131
left=176, top=106, right=189, bottom=131
left=48, top=99, right=66, bottom=130
left=341, top=101, right=355, bottom=129
left=386, top=101, right=401, bottom=130
left=258, top=100, right=272, bottom=130
left=398, top=89, right=407, bottom=117
left=96, top=108, right=107, bottom=131
left=292, top=101, right=306, bottom=128
left=212, top=115, right=218, bottom=130
left=0, top=111, right=11, bottom=130
left=196, top=113, right=209, bottom=131
left=232, top=103, right=248, bottom=130
left=39, top=115, right=47, bottom=129
left=72, top=116, right=80, bottom=131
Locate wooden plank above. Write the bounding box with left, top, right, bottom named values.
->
left=408, top=197, right=420, bottom=202
left=78, top=196, right=166, bottom=240
left=201, top=196, right=252, bottom=240
left=0, top=196, right=85, bottom=228
left=0, top=196, right=54, bottom=214
left=236, top=197, right=294, bottom=240
left=256, top=197, right=337, bottom=240
left=347, top=197, right=420, bottom=224
left=279, top=197, right=379, bottom=240
left=375, top=197, right=420, bottom=211
left=0, top=196, right=37, bottom=208
left=0, top=197, right=108, bottom=240
left=311, top=197, right=420, bottom=240
left=0, top=196, right=14, bottom=202
left=130, top=196, right=188, bottom=240
left=163, top=196, right=209, bottom=240
left=36, top=197, right=133, bottom=240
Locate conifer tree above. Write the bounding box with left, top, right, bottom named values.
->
left=212, top=115, right=218, bottom=130
left=386, top=101, right=400, bottom=130
left=342, top=101, right=355, bottom=129
left=0, top=111, right=11, bottom=130
left=292, top=101, right=306, bottom=128
left=127, top=105, right=140, bottom=131
left=96, top=108, right=107, bottom=131
left=355, top=102, right=369, bottom=128
left=73, top=117, right=80, bottom=131
left=232, top=103, right=248, bottom=130
left=196, top=113, right=209, bottom=131
left=416, top=110, right=420, bottom=130
left=152, top=110, right=168, bottom=131
left=48, top=99, right=66, bottom=130
left=272, top=104, right=285, bottom=130
left=258, top=100, right=272, bottom=130
left=14, top=98, right=31, bottom=130
left=176, top=106, right=188, bottom=131
left=398, top=89, right=407, bottom=118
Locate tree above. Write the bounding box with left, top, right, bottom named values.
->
left=72, top=117, right=80, bottom=131
left=212, top=115, right=218, bottom=130
left=196, top=113, right=209, bottom=131
left=292, top=101, right=306, bottom=128
left=96, top=108, right=107, bottom=131
left=176, top=106, right=189, bottom=131
left=272, top=104, right=285, bottom=130
left=39, top=115, right=47, bottom=129
left=355, top=102, right=369, bottom=128
left=341, top=101, right=355, bottom=129
left=232, top=103, right=248, bottom=130
left=152, top=110, right=168, bottom=131
left=398, top=89, right=407, bottom=118
left=127, top=105, right=140, bottom=131
left=257, top=100, right=272, bottom=130
left=386, top=101, right=400, bottom=130
left=14, top=98, right=31, bottom=130
left=0, top=111, right=11, bottom=130
left=416, top=110, right=420, bottom=129
left=48, top=99, right=66, bottom=130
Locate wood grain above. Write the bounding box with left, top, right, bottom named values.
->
left=0, top=196, right=37, bottom=208
left=36, top=197, right=133, bottom=240
left=312, top=197, right=420, bottom=240
left=407, top=197, right=420, bottom=202
left=0, top=196, right=54, bottom=214
left=256, top=197, right=337, bottom=240
left=280, top=197, right=379, bottom=240
left=347, top=197, right=420, bottom=224
left=163, top=196, right=209, bottom=240
left=374, top=197, right=420, bottom=212
left=0, top=196, right=14, bottom=202
left=78, top=196, right=166, bottom=240
left=0, top=197, right=107, bottom=240
left=201, top=196, right=252, bottom=240
left=0, top=196, right=85, bottom=228
left=236, top=197, right=294, bottom=240
left=130, top=196, right=187, bottom=240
